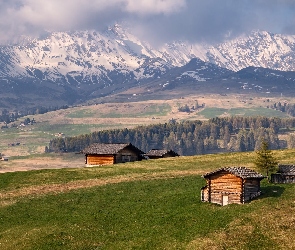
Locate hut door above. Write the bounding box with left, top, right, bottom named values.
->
left=222, top=195, right=229, bottom=206
left=122, top=154, right=131, bottom=163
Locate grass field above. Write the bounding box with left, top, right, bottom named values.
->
left=1, top=149, right=295, bottom=249
left=66, top=103, right=172, bottom=119
left=198, top=107, right=288, bottom=119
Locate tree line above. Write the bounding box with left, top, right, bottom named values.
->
left=47, top=116, right=295, bottom=156
left=271, top=102, right=295, bottom=117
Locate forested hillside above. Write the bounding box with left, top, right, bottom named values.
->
left=48, top=117, right=295, bottom=156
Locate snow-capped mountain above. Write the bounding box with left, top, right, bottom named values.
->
left=205, top=31, right=295, bottom=71
left=0, top=24, right=172, bottom=84
left=130, top=59, right=295, bottom=99
left=2, top=25, right=295, bottom=81
left=2, top=24, right=295, bottom=109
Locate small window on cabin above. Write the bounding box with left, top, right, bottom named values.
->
left=122, top=154, right=131, bottom=162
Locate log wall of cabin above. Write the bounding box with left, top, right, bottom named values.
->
left=244, top=179, right=261, bottom=201
left=209, top=172, right=243, bottom=205
left=201, top=185, right=209, bottom=202
left=271, top=174, right=295, bottom=184
left=86, top=154, right=114, bottom=165
left=115, top=148, right=140, bottom=163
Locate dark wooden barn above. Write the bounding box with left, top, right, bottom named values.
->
left=82, top=143, right=144, bottom=166
left=145, top=149, right=179, bottom=159
left=201, top=167, right=265, bottom=205
left=271, top=165, right=295, bottom=183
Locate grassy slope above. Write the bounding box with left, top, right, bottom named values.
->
left=0, top=94, right=291, bottom=157
left=198, top=107, right=287, bottom=119
left=0, top=149, right=295, bottom=249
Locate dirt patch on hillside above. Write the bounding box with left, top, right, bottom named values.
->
left=0, top=155, right=85, bottom=173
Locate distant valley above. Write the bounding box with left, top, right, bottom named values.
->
left=0, top=93, right=293, bottom=158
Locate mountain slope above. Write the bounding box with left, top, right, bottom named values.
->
left=205, top=31, right=295, bottom=71
left=1, top=26, right=295, bottom=109
left=119, top=60, right=295, bottom=100
left=0, top=25, right=171, bottom=83
left=3, top=26, right=295, bottom=82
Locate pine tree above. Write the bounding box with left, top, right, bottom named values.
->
left=254, top=140, right=278, bottom=180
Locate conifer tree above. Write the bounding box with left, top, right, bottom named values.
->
left=254, top=140, right=278, bottom=180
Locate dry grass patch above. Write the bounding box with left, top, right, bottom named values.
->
left=0, top=155, right=85, bottom=173
left=187, top=218, right=257, bottom=250
left=248, top=202, right=295, bottom=249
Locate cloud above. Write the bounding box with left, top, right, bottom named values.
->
left=0, top=0, right=294, bottom=45
left=132, top=0, right=295, bottom=45
left=0, top=0, right=186, bottom=43
left=122, top=0, right=186, bottom=15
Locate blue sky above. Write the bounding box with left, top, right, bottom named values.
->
left=0, top=0, right=294, bottom=45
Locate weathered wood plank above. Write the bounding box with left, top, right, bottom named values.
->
left=87, top=154, right=114, bottom=165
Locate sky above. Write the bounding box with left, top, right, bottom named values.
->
left=1, top=0, right=295, bottom=45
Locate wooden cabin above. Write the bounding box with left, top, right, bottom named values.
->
left=145, top=149, right=179, bottom=159
left=271, top=165, right=295, bottom=183
left=82, top=143, right=144, bottom=166
left=0, top=156, right=8, bottom=161
left=201, top=167, right=265, bottom=205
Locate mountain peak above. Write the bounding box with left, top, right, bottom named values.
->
left=0, top=27, right=295, bottom=106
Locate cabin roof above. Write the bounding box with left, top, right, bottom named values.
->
left=202, top=167, right=265, bottom=179
left=278, top=164, right=295, bottom=173
left=82, top=143, right=144, bottom=155
left=145, top=149, right=179, bottom=157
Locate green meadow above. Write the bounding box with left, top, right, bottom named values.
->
left=66, top=104, right=172, bottom=119
left=199, top=107, right=288, bottom=119
left=0, top=149, right=295, bottom=249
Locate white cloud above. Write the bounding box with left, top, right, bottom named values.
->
left=123, top=0, right=186, bottom=15
left=0, top=0, right=294, bottom=45
left=0, top=0, right=186, bottom=43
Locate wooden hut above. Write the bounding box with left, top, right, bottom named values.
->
left=145, top=149, right=179, bottom=159
left=82, top=143, right=144, bottom=166
left=201, top=167, right=265, bottom=205
left=271, top=165, right=295, bottom=183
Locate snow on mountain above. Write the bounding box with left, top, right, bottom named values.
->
left=177, top=58, right=232, bottom=81
left=158, top=31, right=295, bottom=72
left=1, top=24, right=295, bottom=90
left=158, top=41, right=208, bottom=67
left=204, top=31, right=295, bottom=71
left=0, top=24, right=172, bottom=85
left=3, top=25, right=295, bottom=109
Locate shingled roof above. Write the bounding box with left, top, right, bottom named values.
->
left=145, top=149, right=179, bottom=157
left=82, top=143, right=144, bottom=155
left=202, top=167, right=265, bottom=179
left=278, top=165, right=295, bottom=174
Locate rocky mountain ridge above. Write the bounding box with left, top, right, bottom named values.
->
left=2, top=25, right=295, bottom=80
left=1, top=25, right=295, bottom=109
